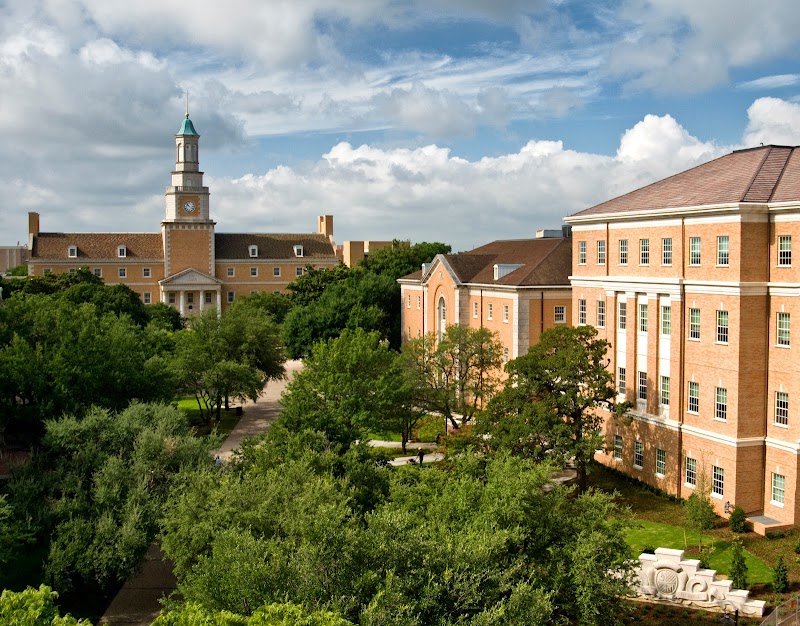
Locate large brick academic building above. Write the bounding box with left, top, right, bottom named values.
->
left=27, top=114, right=339, bottom=314
left=566, top=145, right=800, bottom=532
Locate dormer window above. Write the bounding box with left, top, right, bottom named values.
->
left=117, top=245, right=127, bottom=258
left=68, top=245, right=77, bottom=258
left=249, top=245, right=258, bottom=258
left=293, top=244, right=304, bottom=258
left=493, top=263, right=523, bottom=280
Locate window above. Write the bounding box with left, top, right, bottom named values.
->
left=712, top=466, right=724, bottom=496
left=715, top=387, right=727, bottom=421
left=688, top=381, right=699, bottom=413
left=662, top=238, right=673, bottom=265
left=618, top=302, right=627, bottom=329
left=417, top=296, right=421, bottom=310
left=596, top=301, right=605, bottom=327
left=661, top=305, right=671, bottom=335
left=597, top=240, right=606, bottom=265
left=503, top=304, right=509, bottom=323
left=656, top=449, right=666, bottom=476
left=273, top=267, right=281, bottom=277
left=554, top=305, right=565, bottom=323
left=250, top=267, right=258, bottom=277
left=407, top=327, right=411, bottom=340
left=93, top=268, right=102, bottom=277
left=777, top=312, right=790, bottom=346
left=227, top=291, right=234, bottom=303
left=618, top=367, right=626, bottom=394
left=249, top=245, right=258, bottom=258
left=168, top=292, right=176, bottom=305
left=293, top=244, right=304, bottom=257
left=143, top=267, right=151, bottom=278
left=118, top=268, right=127, bottom=278
left=639, top=303, right=648, bottom=332
left=640, top=239, right=650, bottom=265
left=772, top=473, right=786, bottom=505
left=68, top=268, right=76, bottom=274
left=407, top=295, right=411, bottom=308
left=689, top=237, right=701, bottom=265
left=488, top=303, right=494, bottom=320
left=473, top=302, right=478, bottom=318
left=619, top=239, right=628, bottom=265
left=579, top=240, right=587, bottom=264
left=613, top=435, right=622, bottom=460
left=227, top=267, right=235, bottom=277
left=717, top=236, right=729, bottom=266
left=117, top=245, right=127, bottom=258
left=716, top=310, right=729, bottom=343
left=776, top=391, right=789, bottom=426
left=638, top=371, right=647, bottom=401
left=689, top=308, right=700, bottom=340
left=660, top=376, right=670, bottom=406
left=68, top=245, right=77, bottom=258
left=578, top=299, right=586, bottom=325
left=44, top=268, right=52, bottom=275
left=685, top=457, right=697, bottom=486
left=779, top=235, right=792, bottom=267
left=634, top=441, right=644, bottom=468
left=296, top=267, right=304, bottom=277
left=187, top=292, right=194, bottom=305
left=143, top=292, right=151, bottom=304
left=205, top=292, right=212, bottom=304
left=503, top=347, right=509, bottom=363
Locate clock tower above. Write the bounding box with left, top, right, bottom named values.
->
left=162, top=113, right=216, bottom=276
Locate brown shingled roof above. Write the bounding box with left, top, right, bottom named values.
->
left=32, top=233, right=163, bottom=260
left=569, top=145, right=800, bottom=219
left=215, top=233, right=336, bottom=260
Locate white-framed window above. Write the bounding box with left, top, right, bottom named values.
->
left=712, top=466, right=724, bottom=496
left=776, top=391, right=789, bottom=426
left=715, top=387, right=727, bottom=421
left=661, top=305, right=671, bottom=335
left=118, top=267, right=127, bottom=278
left=205, top=292, right=212, bottom=304
left=143, top=267, right=151, bottom=278
left=685, top=457, right=697, bottom=486
left=779, top=235, right=792, bottom=267
left=640, top=239, right=650, bottom=265
left=716, top=310, right=729, bottom=343
left=688, top=381, right=699, bottom=413
left=554, top=305, right=565, bottom=323
left=227, top=291, right=235, bottom=303
left=68, top=245, right=77, bottom=258
left=613, top=435, right=622, bottom=461
left=689, top=308, right=700, bottom=340
left=618, top=302, right=626, bottom=329
left=772, top=473, right=786, bottom=505
left=168, top=292, right=176, bottom=305
left=689, top=237, right=701, bottom=265
left=634, top=441, right=644, bottom=468
left=227, top=267, right=235, bottom=277
left=273, top=267, right=281, bottom=277
left=579, top=240, right=587, bottom=265
left=250, top=267, right=258, bottom=277
left=407, top=295, right=411, bottom=308
left=662, top=238, right=673, bottom=265
left=296, top=267, right=304, bottom=277
left=68, top=268, right=76, bottom=274
left=638, top=371, right=647, bottom=401
left=417, top=296, right=421, bottom=310
left=503, top=347, right=509, bottom=363
left=618, top=367, right=626, bottom=394
left=656, top=449, right=666, bottom=476
left=44, top=268, right=52, bottom=275
left=487, top=303, right=494, bottom=320
left=777, top=312, right=790, bottom=346
left=639, top=303, right=648, bottom=333
left=93, top=268, right=102, bottom=277
left=619, top=239, right=628, bottom=265
left=503, top=304, right=509, bottom=323
left=717, top=236, right=729, bottom=266
left=660, top=376, right=670, bottom=406
left=473, top=301, right=478, bottom=318
left=578, top=299, right=586, bottom=325
left=187, top=292, right=194, bottom=304
left=596, top=301, right=605, bottom=328
left=293, top=244, right=304, bottom=257
left=249, top=245, right=258, bottom=258
left=597, top=240, right=606, bottom=265
left=117, top=245, right=127, bottom=258
left=143, top=292, right=151, bottom=304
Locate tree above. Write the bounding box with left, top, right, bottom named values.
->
left=286, top=263, right=354, bottom=307
left=773, top=555, right=789, bottom=593
left=685, top=468, right=717, bottom=550
left=232, top=291, right=293, bottom=325
left=477, top=325, right=631, bottom=494
left=358, top=241, right=451, bottom=280
left=729, top=536, right=748, bottom=590
left=152, top=602, right=356, bottom=625
left=403, top=325, right=504, bottom=431
left=0, top=585, right=92, bottom=626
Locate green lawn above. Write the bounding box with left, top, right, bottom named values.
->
left=626, top=521, right=774, bottom=583
left=174, top=396, right=241, bottom=438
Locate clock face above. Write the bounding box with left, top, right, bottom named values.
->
left=183, top=200, right=196, bottom=213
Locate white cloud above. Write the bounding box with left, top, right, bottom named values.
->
left=737, top=74, right=800, bottom=91
left=743, top=97, right=800, bottom=147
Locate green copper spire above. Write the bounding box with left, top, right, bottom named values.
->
left=178, top=113, right=198, bottom=136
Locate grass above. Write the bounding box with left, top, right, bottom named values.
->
left=414, top=413, right=447, bottom=443
left=174, top=396, right=241, bottom=438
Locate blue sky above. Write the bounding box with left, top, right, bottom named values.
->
left=1, top=0, right=800, bottom=252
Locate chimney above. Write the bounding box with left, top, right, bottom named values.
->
left=318, top=215, right=334, bottom=238
left=28, top=212, right=40, bottom=249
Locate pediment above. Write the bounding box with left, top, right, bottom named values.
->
left=421, top=255, right=460, bottom=286
left=160, top=267, right=222, bottom=287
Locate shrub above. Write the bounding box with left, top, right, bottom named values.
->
left=729, top=537, right=748, bottom=590
left=729, top=506, right=747, bottom=533
left=641, top=545, right=656, bottom=554
left=773, top=555, right=790, bottom=593
left=794, top=534, right=800, bottom=554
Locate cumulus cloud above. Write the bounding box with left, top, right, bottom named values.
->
left=743, top=98, right=800, bottom=147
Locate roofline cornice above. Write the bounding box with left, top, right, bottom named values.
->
left=564, top=202, right=768, bottom=225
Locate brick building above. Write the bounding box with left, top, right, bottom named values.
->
left=398, top=231, right=572, bottom=362
left=27, top=115, right=339, bottom=313
left=565, top=145, right=800, bottom=533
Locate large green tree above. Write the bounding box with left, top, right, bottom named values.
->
left=358, top=241, right=451, bottom=280
left=478, top=325, right=630, bottom=493
left=403, top=325, right=504, bottom=431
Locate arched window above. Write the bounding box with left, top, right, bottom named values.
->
left=437, top=297, right=447, bottom=342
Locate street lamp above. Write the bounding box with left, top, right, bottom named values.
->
left=724, top=501, right=733, bottom=514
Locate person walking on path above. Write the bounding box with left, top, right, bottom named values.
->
left=417, top=448, right=425, bottom=466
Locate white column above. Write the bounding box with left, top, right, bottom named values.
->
left=216, top=287, right=222, bottom=315
left=199, top=290, right=205, bottom=312
left=180, top=290, right=186, bottom=316
left=161, top=289, right=167, bottom=304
